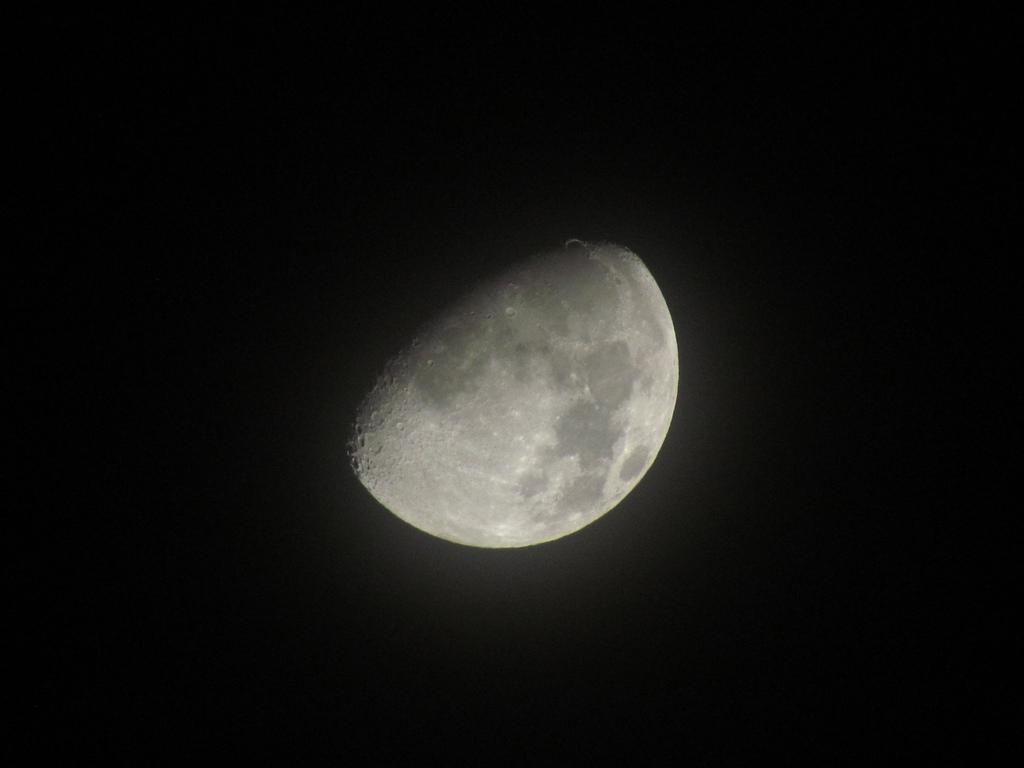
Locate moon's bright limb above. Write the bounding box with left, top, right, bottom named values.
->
left=349, top=240, right=678, bottom=547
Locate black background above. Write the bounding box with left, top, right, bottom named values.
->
left=18, top=9, right=1015, bottom=762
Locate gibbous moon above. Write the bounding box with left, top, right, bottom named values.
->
left=349, top=240, right=678, bottom=547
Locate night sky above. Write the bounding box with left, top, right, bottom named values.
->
left=20, top=10, right=1013, bottom=761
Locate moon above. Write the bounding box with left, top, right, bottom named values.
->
left=349, top=240, right=678, bottom=547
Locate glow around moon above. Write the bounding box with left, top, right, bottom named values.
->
left=349, top=240, right=678, bottom=547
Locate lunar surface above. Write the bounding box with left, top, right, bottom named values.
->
left=349, top=240, right=678, bottom=547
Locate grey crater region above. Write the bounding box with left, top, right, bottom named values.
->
left=349, top=240, right=678, bottom=547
